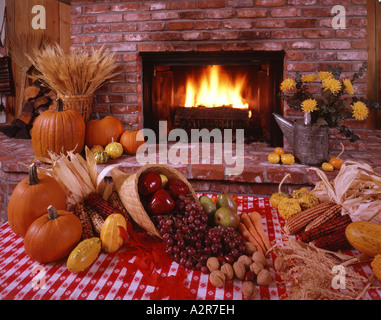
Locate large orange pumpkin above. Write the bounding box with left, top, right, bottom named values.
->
left=8, top=163, right=67, bottom=237
left=24, top=205, right=83, bottom=263
left=120, top=124, right=145, bottom=155
left=85, top=114, right=124, bottom=148
left=31, top=99, right=85, bottom=158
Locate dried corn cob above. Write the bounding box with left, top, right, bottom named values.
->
left=283, top=202, right=335, bottom=235
left=108, top=191, right=130, bottom=220
left=300, top=214, right=352, bottom=243
left=311, top=229, right=352, bottom=251
left=304, top=204, right=342, bottom=232
left=85, top=193, right=119, bottom=219
left=84, top=203, right=105, bottom=236
left=72, top=202, right=94, bottom=240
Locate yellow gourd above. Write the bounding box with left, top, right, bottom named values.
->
left=105, top=141, right=123, bottom=159
left=292, top=187, right=319, bottom=210
left=281, top=153, right=295, bottom=165
left=94, top=151, right=109, bottom=164
left=100, top=213, right=127, bottom=253
left=270, top=173, right=290, bottom=209
left=267, top=153, right=280, bottom=164
left=278, top=198, right=302, bottom=220
left=345, top=221, right=381, bottom=257
left=322, top=162, right=334, bottom=171
left=66, top=237, right=101, bottom=273
left=274, top=147, right=284, bottom=156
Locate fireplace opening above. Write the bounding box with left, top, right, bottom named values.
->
left=141, top=51, right=285, bottom=146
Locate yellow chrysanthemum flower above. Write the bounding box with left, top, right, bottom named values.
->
left=351, top=101, right=369, bottom=120
left=301, top=99, right=319, bottom=113
left=280, top=78, right=296, bottom=92
left=318, top=71, right=334, bottom=81
left=343, top=78, right=354, bottom=95
left=300, top=74, right=318, bottom=82
left=322, top=78, right=342, bottom=94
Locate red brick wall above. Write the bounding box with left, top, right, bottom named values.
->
left=70, top=0, right=368, bottom=133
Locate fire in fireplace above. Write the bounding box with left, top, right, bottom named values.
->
left=141, top=51, right=285, bottom=146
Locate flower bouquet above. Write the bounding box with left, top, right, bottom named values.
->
left=280, top=62, right=379, bottom=142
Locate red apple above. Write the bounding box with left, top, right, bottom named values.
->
left=147, top=189, right=175, bottom=215
left=138, top=171, right=162, bottom=196
left=167, top=179, right=189, bottom=198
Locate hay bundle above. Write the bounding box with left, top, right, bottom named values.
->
left=27, top=44, right=120, bottom=96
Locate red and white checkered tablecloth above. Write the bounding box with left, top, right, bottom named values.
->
left=0, top=195, right=380, bottom=300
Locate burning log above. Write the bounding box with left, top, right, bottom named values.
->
left=174, top=106, right=249, bottom=131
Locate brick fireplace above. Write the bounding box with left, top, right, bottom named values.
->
left=71, top=0, right=369, bottom=138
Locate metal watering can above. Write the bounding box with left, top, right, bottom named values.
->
left=273, top=113, right=329, bottom=166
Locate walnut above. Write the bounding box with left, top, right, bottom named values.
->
left=233, top=261, right=246, bottom=280
left=242, top=281, right=257, bottom=300
left=244, top=242, right=257, bottom=255
left=238, top=255, right=252, bottom=269
left=274, top=256, right=287, bottom=273
left=221, top=263, right=234, bottom=281
left=209, top=270, right=226, bottom=288
left=249, top=261, right=264, bottom=275
left=252, top=251, right=267, bottom=266
left=256, top=269, right=273, bottom=286
left=206, top=257, right=220, bottom=272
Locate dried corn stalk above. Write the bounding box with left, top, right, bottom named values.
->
left=38, top=146, right=120, bottom=209
left=271, top=236, right=371, bottom=300
left=312, top=161, right=381, bottom=224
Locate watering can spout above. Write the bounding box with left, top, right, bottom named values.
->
left=273, top=113, right=294, bottom=148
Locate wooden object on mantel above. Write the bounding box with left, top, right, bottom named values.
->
left=174, top=106, right=249, bottom=130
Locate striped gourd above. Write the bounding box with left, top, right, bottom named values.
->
left=100, top=213, right=127, bottom=253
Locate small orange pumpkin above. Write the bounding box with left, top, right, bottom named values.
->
left=24, top=206, right=83, bottom=263
left=8, top=163, right=67, bottom=237
left=85, top=114, right=124, bottom=148
left=120, top=123, right=145, bottom=155
left=31, top=99, right=85, bottom=158
left=100, top=213, right=127, bottom=253
left=329, top=142, right=345, bottom=170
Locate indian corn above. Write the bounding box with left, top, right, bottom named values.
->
left=72, top=201, right=94, bottom=240
left=304, top=204, right=342, bottom=232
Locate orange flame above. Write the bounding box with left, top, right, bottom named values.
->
left=184, top=65, right=249, bottom=109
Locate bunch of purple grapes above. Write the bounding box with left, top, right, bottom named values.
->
left=151, top=193, right=246, bottom=272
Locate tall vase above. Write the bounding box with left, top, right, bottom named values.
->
left=293, top=113, right=329, bottom=166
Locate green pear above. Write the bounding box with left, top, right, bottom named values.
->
left=214, top=207, right=240, bottom=229
left=216, top=192, right=238, bottom=213
left=199, top=195, right=217, bottom=217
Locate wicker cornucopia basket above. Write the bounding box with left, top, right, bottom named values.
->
left=111, top=164, right=200, bottom=238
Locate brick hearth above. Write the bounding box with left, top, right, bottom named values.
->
left=1, top=129, right=381, bottom=225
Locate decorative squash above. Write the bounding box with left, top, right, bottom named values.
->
left=67, top=237, right=101, bottom=273
left=281, top=153, right=295, bottom=165
left=371, top=254, right=381, bottom=281
left=24, top=206, right=83, bottom=263
left=329, top=142, right=344, bottom=170
left=345, top=221, right=381, bottom=257
left=322, top=162, right=334, bottom=171
left=105, top=140, right=123, bottom=159
left=100, top=213, right=127, bottom=253
left=94, top=150, right=109, bottom=164
left=8, top=163, right=67, bottom=237
left=120, top=123, right=145, bottom=155
left=274, top=147, right=284, bottom=156
left=31, top=99, right=85, bottom=158
left=267, top=153, right=280, bottom=164
left=278, top=198, right=302, bottom=220
left=85, top=114, right=124, bottom=148
left=292, top=187, right=320, bottom=210
left=91, top=145, right=104, bottom=153
left=270, top=174, right=290, bottom=209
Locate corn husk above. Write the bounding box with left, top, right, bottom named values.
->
left=37, top=146, right=120, bottom=209
left=270, top=236, right=372, bottom=300
left=311, top=161, right=381, bottom=224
